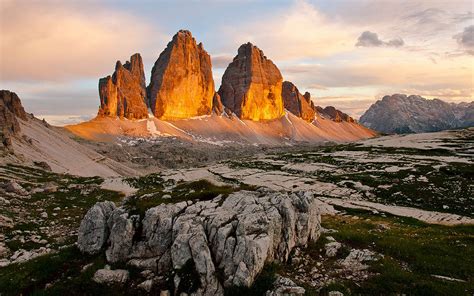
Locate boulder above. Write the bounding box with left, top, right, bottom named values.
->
left=265, top=275, right=305, bottom=296
left=282, top=81, right=316, bottom=122
left=77, top=190, right=321, bottom=293
left=98, top=53, right=148, bottom=119
left=148, top=30, right=215, bottom=120
left=218, top=43, right=284, bottom=121
left=77, top=201, right=116, bottom=254
left=93, top=268, right=129, bottom=285
left=5, top=181, right=28, bottom=196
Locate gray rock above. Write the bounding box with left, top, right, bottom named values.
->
left=93, top=268, right=129, bottom=285
left=266, top=275, right=305, bottom=295
left=138, top=279, right=154, bottom=292
left=77, top=189, right=321, bottom=292
left=5, top=181, right=28, bottom=196
left=328, top=292, right=344, bottom=296
left=324, top=241, right=342, bottom=257
left=77, top=201, right=116, bottom=254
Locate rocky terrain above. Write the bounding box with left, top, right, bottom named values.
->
left=360, top=94, right=474, bottom=133
left=98, top=54, right=149, bottom=119
left=148, top=30, right=215, bottom=120
left=218, top=43, right=284, bottom=121
left=1, top=127, right=472, bottom=295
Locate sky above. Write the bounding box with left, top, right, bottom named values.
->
left=1, top=0, right=473, bottom=125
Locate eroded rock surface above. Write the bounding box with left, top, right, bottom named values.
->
left=218, top=43, right=284, bottom=121
left=148, top=30, right=215, bottom=120
left=98, top=53, right=149, bottom=119
left=0, top=90, right=28, bottom=151
left=78, top=190, right=321, bottom=294
left=282, top=81, right=315, bottom=122
left=266, top=275, right=305, bottom=296
left=77, top=201, right=116, bottom=254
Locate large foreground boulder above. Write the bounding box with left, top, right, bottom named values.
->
left=98, top=53, right=149, bottom=119
left=78, top=190, right=321, bottom=294
left=77, top=201, right=116, bottom=254
left=218, top=43, right=284, bottom=121
left=148, top=30, right=215, bottom=120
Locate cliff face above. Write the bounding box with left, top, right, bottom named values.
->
left=360, top=94, right=474, bottom=133
left=218, top=43, right=284, bottom=121
left=98, top=53, right=148, bottom=119
left=282, top=81, right=315, bottom=122
left=0, top=90, right=28, bottom=150
left=148, top=30, right=214, bottom=120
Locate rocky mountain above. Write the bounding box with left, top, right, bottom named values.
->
left=360, top=94, right=474, bottom=133
left=98, top=54, right=149, bottom=119
left=218, top=43, right=284, bottom=121
left=282, top=81, right=316, bottom=122
left=148, top=30, right=214, bottom=120
left=1, top=90, right=28, bottom=151
left=319, top=106, right=355, bottom=123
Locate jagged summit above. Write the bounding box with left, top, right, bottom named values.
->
left=219, top=43, right=284, bottom=121
left=147, top=30, right=215, bottom=120
left=98, top=53, right=148, bottom=119
left=360, top=94, right=474, bottom=133
left=282, top=81, right=316, bottom=122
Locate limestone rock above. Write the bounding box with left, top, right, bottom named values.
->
left=213, top=93, right=224, bottom=115
left=4, top=181, right=28, bottom=196
left=282, top=81, right=315, bottom=122
left=77, top=189, right=321, bottom=293
left=324, top=241, right=342, bottom=257
left=0, top=90, right=28, bottom=150
left=148, top=30, right=214, bottom=120
left=77, top=201, right=116, bottom=254
left=98, top=53, right=148, bottom=119
left=318, top=106, right=354, bottom=123
left=93, top=268, right=129, bottom=285
left=218, top=43, right=284, bottom=121
left=266, top=275, right=305, bottom=296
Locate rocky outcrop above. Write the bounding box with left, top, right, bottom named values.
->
left=218, top=43, right=284, bottom=121
left=212, top=93, right=224, bottom=115
left=318, top=106, right=354, bottom=123
left=148, top=30, right=215, bottom=120
left=78, top=190, right=321, bottom=294
left=77, top=201, right=116, bottom=254
left=360, top=94, right=474, bottom=133
left=98, top=53, right=148, bottom=119
left=266, top=276, right=305, bottom=296
left=0, top=90, right=28, bottom=151
left=282, top=81, right=315, bottom=122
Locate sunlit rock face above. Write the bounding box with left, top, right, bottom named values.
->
left=282, top=81, right=315, bottom=122
left=148, top=30, right=214, bottom=120
left=218, top=43, right=284, bottom=121
left=98, top=53, right=148, bottom=119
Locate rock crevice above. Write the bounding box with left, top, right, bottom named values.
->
left=78, top=190, right=321, bottom=294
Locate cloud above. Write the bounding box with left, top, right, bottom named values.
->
left=0, top=1, right=163, bottom=81
left=356, top=31, right=404, bottom=47
left=220, top=0, right=357, bottom=60
left=211, top=55, right=233, bottom=68
left=453, top=25, right=474, bottom=48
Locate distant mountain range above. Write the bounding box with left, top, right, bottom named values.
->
left=360, top=94, right=474, bottom=134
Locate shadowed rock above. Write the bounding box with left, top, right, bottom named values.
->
left=98, top=53, right=148, bottom=119
left=218, top=43, right=284, bottom=121
left=148, top=30, right=215, bottom=120
left=319, top=106, right=354, bottom=123
left=0, top=90, right=28, bottom=150
left=282, top=81, right=316, bottom=122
